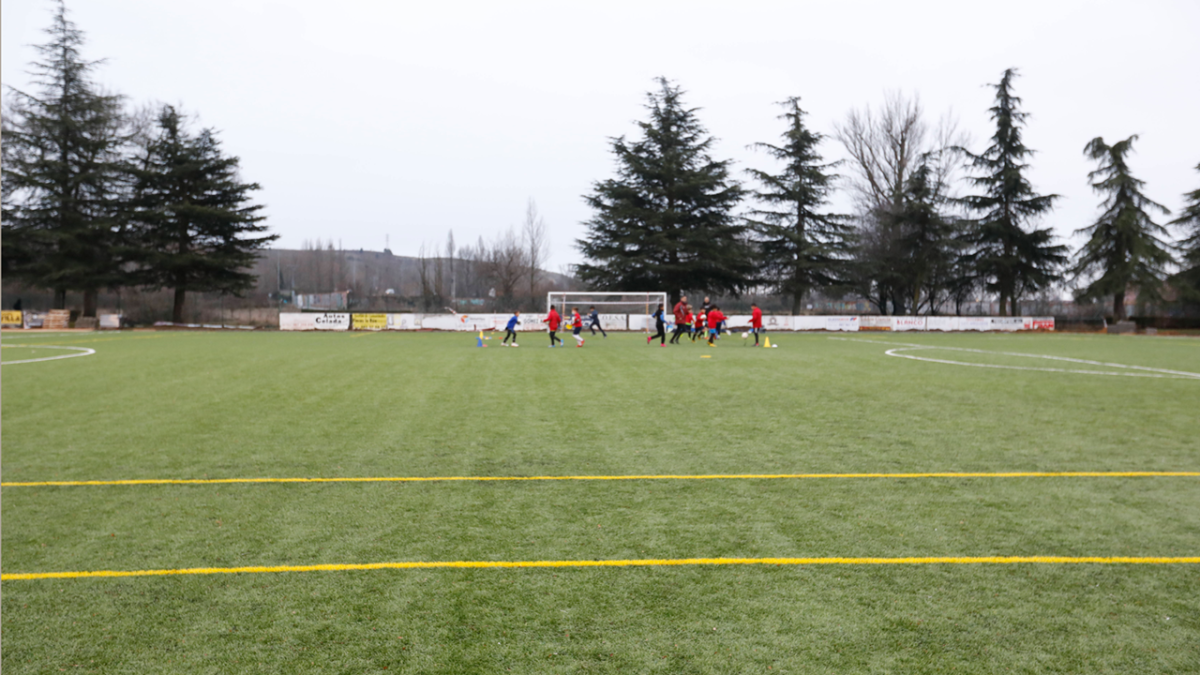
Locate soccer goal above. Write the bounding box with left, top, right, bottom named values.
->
left=546, top=291, right=668, bottom=332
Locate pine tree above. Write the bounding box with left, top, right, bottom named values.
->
left=130, top=105, right=276, bottom=323
left=746, top=97, right=852, bottom=314
left=1072, top=136, right=1175, bottom=320
left=1170, top=164, right=1200, bottom=298
left=576, top=78, right=750, bottom=303
left=892, top=156, right=958, bottom=314
left=959, top=68, right=1066, bottom=316
left=1, top=0, right=129, bottom=315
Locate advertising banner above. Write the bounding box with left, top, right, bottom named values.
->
left=859, top=315, right=891, bottom=330
left=458, top=314, right=501, bottom=332
left=387, top=313, right=419, bottom=330
left=1029, top=317, right=1055, bottom=331
left=98, top=314, right=122, bottom=329
left=519, top=314, right=549, bottom=331
left=793, top=316, right=826, bottom=331
left=762, top=314, right=792, bottom=331
left=628, top=315, right=655, bottom=331
left=926, top=316, right=959, bottom=332
left=958, top=317, right=990, bottom=331
left=892, top=316, right=927, bottom=331
left=352, top=313, right=387, bottom=330
left=825, top=316, right=859, bottom=332
left=420, top=315, right=460, bottom=331
left=313, top=313, right=350, bottom=330
left=1, top=310, right=23, bottom=326
left=280, top=313, right=318, bottom=331
left=989, top=317, right=1024, bottom=332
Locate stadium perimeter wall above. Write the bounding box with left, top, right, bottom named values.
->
left=279, top=313, right=1055, bottom=332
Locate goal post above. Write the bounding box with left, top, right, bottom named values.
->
left=546, top=291, right=668, bottom=332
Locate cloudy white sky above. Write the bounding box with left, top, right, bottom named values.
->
left=4, top=0, right=1198, bottom=271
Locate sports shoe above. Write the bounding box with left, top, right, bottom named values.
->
left=581, top=339, right=585, bottom=347
left=660, top=344, right=666, bottom=347
left=646, top=335, right=652, bottom=344
left=512, top=343, right=518, bottom=347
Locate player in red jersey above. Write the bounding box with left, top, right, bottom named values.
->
left=706, top=305, right=726, bottom=346
left=544, top=306, right=563, bottom=347
left=750, top=302, right=764, bottom=346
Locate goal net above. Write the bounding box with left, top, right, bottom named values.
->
left=546, top=291, right=668, bottom=332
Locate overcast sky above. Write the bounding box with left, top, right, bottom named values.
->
left=4, top=0, right=1199, bottom=272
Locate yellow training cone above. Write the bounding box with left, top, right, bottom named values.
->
left=763, top=336, right=771, bottom=348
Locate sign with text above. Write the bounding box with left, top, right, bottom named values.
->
left=352, top=313, right=387, bottom=330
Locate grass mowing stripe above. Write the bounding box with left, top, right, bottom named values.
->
left=5, top=470, right=1198, bottom=487
left=6, top=556, right=1199, bottom=580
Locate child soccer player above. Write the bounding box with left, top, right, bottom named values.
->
left=670, top=303, right=691, bottom=344
left=572, top=307, right=586, bottom=347
left=545, top=306, right=563, bottom=347
left=706, top=305, right=726, bottom=346
left=647, top=303, right=667, bottom=346
left=587, top=305, right=607, bottom=338
left=750, top=302, right=763, bottom=346
left=502, top=310, right=520, bottom=346
left=691, top=308, right=705, bottom=342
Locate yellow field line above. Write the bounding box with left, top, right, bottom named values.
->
left=3, top=471, right=1197, bottom=488
left=5, top=556, right=1198, bottom=580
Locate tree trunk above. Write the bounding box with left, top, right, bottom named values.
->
left=173, top=288, right=187, bottom=324
left=791, top=293, right=803, bottom=316
left=82, top=289, right=98, bottom=318
left=1113, top=291, right=1125, bottom=321
left=997, top=290, right=1009, bottom=317
left=54, top=288, right=67, bottom=310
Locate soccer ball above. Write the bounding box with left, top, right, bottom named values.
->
left=741, top=332, right=749, bottom=339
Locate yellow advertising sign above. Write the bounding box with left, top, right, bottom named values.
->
left=1, top=311, right=23, bottom=325
left=352, top=313, right=387, bottom=330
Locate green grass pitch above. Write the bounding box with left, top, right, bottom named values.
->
left=2, top=329, right=1198, bottom=673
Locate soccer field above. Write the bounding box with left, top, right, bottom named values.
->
left=2, top=329, right=1198, bottom=673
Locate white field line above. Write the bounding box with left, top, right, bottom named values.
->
left=0, top=332, right=81, bottom=341
left=0, top=345, right=96, bottom=365
left=830, top=337, right=1200, bottom=380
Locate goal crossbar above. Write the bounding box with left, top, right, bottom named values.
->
left=546, top=291, right=667, bottom=319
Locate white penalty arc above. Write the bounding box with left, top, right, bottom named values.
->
left=1, top=345, right=96, bottom=365
left=885, top=345, right=1200, bottom=380
left=831, top=337, right=1200, bottom=380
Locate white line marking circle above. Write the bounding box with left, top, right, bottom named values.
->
left=884, top=345, right=1200, bottom=380
left=1, top=345, right=96, bottom=365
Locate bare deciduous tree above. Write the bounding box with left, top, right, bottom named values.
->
left=485, top=226, right=528, bottom=306
left=834, top=91, right=965, bottom=211
left=522, top=198, right=549, bottom=300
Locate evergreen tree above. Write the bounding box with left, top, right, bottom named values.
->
left=958, top=68, right=1066, bottom=316
left=892, top=156, right=958, bottom=314
left=746, top=97, right=852, bottom=314
left=1170, top=164, right=1200, bottom=298
left=576, top=78, right=750, bottom=303
left=1072, top=136, right=1175, bottom=320
left=1, top=0, right=129, bottom=315
left=130, top=105, right=275, bottom=323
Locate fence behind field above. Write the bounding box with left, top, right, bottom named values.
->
left=279, top=313, right=1056, bottom=333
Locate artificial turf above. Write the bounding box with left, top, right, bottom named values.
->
left=2, top=329, right=1198, bottom=673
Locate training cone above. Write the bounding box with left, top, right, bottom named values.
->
left=763, top=336, right=771, bottom=348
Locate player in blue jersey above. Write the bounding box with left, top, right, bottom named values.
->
left=501, top=310, right=520, bottom=346
left=587, top=306, right=607, bottom=338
